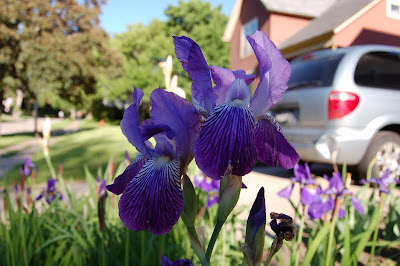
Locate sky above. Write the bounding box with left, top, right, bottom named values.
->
left=100, top=0, right=235, bottom=35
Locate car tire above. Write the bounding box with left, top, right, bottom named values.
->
left=357, top=131, right=400, bottom=180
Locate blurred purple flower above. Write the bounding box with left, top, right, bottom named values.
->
left=36, top=178, right=63, bottom=204
left=194, top=174, right=220, bottom=207
left=106, top=88, right=201, bottom=235
left=308, top=191, right=334, bottom=219
left=361, top=169, right=400, bottom=194
left=174, top=31, right=299, bottom=180
left=19, top=157, right=37, bottom=177
left=96, top=177, right=107, bottom=200
left=161, top=256, right=193, bottom=266
left=309, top=172, right=364, bottom=219
left=278, top=163, right=320, bottom=205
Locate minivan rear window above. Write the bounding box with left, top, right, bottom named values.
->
left=354, top=51, right=400, bottom=89
left=288, top=54, right=344, bottom=90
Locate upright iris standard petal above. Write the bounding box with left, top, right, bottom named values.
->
left=106, top=155, right=147, bottom=195
left=120, top=88, right=150, bottom=157
left=225, top=79, right=251, bottom=105
left=293, top=163, right=312, bottom=183
left=194, top=103, right=257, bottom=179
left=328, top=172, right=344, bottom=194
left=247, top=31, right=291, bottom=117
left=173, top=36, right=215, bottom=114
left=149, top=88, right=201, bottom=161
left=211, top=66, right=256, bottom=105
left=254, top=115, right=299, bottom=169
left=118, top=158, right=183, bottom=235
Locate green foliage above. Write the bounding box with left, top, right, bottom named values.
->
left=0, top=0, right=122, bottom=113
left=99, top=0, right=230, bottom=105
left=0, top=159, right=244, bottom=266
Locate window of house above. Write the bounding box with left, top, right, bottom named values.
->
left=241, top=17, right=258, bottom=58
left=354, top=51, right=400, bottom=89
left=386, top=0, right=400, bottom=19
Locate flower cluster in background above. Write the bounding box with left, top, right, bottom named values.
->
left=278, top=163, right=364, bottom=220
left=193, top=174, right=220, bottom=208
left=36, top=178, right=63, bottom=204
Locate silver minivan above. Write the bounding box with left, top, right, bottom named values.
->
left=271, top=45, right=400, bottom=179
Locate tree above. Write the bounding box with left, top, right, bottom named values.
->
left=0, top=0, right=122, bottom=116
left=99, top=0, right=230, bottom=105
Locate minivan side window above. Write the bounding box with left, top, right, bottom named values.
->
left=354, top=51, right=400, bottom=89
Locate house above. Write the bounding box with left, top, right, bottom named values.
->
left=224, top=0, right=400, bottom=73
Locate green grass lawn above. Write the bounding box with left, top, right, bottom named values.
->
left=0, top=118, right=73, bottom=150
left=3, top=121, right=135, bottom=184
left=0, top=133, right=34, bottom=150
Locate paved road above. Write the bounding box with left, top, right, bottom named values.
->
left=0, top=117, right=61, bottom=135
left=0, top=118, right=80, bottom=174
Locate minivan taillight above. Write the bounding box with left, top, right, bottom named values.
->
left=328, top=91, right=360, bottom=120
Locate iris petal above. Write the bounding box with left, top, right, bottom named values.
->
left=351, top=196, right=364, bottom=216
left=247, top=31, right=291, bottom=117
left=106, top=155, right=147, bottom=195
left=149, top=88, right=201, bottom=161
left=277, top=184, right=294, bottom=199
left=254, top=115, right=299, bottom=169
left=120, top=88, right=150, bottom=157
left=301, top=185, right=320, bottom=205
left=225, top=79, right=250, bottom=106
left=211, top=66, right=256, bottom=105
left=173, top=36, right=215, bottom=114
left=195, top=103, right=257, bottom=179
left=118, top=158, right=183, bottom=235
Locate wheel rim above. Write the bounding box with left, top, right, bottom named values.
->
left=375, top=141, right=400, bottom=178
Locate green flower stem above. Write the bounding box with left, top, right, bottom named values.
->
left=100, top=234, right=106, bottom=266
left=325, top=199, right=340, bottom=266
left=205, top=219, right=224, bottom=263
left=44, top=151, right=57, bottom=179
left=368, top=193, right=386, bottom=266
left=19, top=209, right=28, bottom=266
left=294, top=205, right=308, bottom=266
left=140, top=231, right=146, bottom=266
left=125, top=227, right=129, bottom=266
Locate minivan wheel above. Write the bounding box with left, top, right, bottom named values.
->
left=358, top=131, right=400, bottom=180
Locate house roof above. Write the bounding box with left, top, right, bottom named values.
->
left=222, top=0, right=336, bottom=42
left=260, top=0, right=336, bottom=18
left=278, top=0, right=378, bottom=51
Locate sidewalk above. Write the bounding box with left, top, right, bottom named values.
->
left=0, top=119, right=81, bottom=174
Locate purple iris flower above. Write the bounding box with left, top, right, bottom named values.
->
left=106, top=88, right=201, bottom=235
left=308, top=191, right=334, bottom=219
left=96, top=178, right=107, bottom=200
left=161, top=256, right=193, bottom=266
left=36, top=178, right=63, bottom=204
left=361, top=169, right=400, bottom=194
left=173, top=30, right=299, bottom=180
left=325, top=172, right=364, bottom=217
left=278, top=163, right=320, bottom=205
left=194, top=174, right=220, bottom=207
left=19, top=157, right=37, bottom=177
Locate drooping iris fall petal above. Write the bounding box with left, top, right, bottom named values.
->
left=118, top=158, right=183, bottom=235
left=254, top=115, right=299, bottom=169
left=194, top=103, right=257, bottom=179
left=106, top=155, right=147, bottom=195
